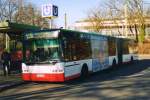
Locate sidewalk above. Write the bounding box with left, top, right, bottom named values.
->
left=0, top=70, right=25, bottom=92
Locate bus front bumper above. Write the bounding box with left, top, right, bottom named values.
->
left=22, top=73, right=65, bottom=82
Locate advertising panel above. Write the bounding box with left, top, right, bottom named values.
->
left=91, top=36, right=109, bottom=72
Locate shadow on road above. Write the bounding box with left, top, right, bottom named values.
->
left=66, top=59, right=150, bottom=84
left=0, top=59, right=150, bottom=100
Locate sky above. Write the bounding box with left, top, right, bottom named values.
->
left=25, top=0, right=150, bottom=28
left=25, top=0, right=102, bottom=28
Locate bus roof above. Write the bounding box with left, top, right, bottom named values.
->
left=24, top=28, right=108, bottom=37
left=24, top=28, right=135, bottom=41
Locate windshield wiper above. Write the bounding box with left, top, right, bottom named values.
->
left=26, top=61, right=36, bottom=65
left=26, top=59, right=60, bottom=65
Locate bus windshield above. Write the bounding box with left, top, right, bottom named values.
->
left=25, top=39, right=61, bottom=64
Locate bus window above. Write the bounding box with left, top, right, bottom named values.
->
left=128, top=40, right=138, bottom=54
left=77, top=39, right=91, bottom=60
left=25, top=39, right=61, bottom=64
left=123, top=41, right=129, bottom=54
left=108, top=38, right=117, bottom=56
left=62, top=35, right=91, bottom=61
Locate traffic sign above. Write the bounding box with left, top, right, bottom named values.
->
left=42, top=4, right=58, bottom=18
left=53, top=5, right=58, bottom=17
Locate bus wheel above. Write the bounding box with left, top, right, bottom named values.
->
left=112, top=59, right=116, bottom=68
left=131, top=56, right=134, bottom=64
left=80, top=64, right=89, bottom=79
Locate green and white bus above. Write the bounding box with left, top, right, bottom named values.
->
left=22, top=29, right=137, bottom=82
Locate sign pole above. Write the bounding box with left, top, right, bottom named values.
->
left=42, top=4, right=58, bottom=29
left=49, top=18, right=53, bottom=29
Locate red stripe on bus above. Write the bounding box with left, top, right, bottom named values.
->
left=22, top=73, right=30, bottom=81
left=22, top=73, right=81, bottom=82
left=22, top=73, right=65, bottom=82
left=65, top=73, right=81, bottom=81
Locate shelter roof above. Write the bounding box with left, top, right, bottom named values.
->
left=0, top=20, right=41, bottom=34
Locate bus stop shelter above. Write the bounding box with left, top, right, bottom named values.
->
left=0, top=20, right=41, bottom=72
left=0, top=20, right=41, bottom=39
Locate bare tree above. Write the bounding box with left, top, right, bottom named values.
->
left=105, top=0, right=124, bottom=18
left=87, top=0, right=149, bottom=43
left=0, top=0, right=52, bottom=29
left=87, top=8, right=104, bottom=32
left=127, top=0, right=144, bottom=43
left=14, top=3, right=49, bottom=28
left=0, top=0, right=19, bottom=21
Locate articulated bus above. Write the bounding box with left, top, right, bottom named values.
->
left=22, top=29, right=137, bottom=82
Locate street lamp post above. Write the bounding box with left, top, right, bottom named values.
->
left=64, top=13, right=67, bottom=29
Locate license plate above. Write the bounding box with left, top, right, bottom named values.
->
left=37, top=74, right=45, bottom=77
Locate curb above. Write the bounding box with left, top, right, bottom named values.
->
left=0, top=81, right=27, bottom=92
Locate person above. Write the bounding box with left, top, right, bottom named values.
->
left=1, top=49, right=11, bottom=76
left=16, top=50, right=23, bottom=73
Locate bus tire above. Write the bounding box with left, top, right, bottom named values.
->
left=112, top=59, right=116, bottom=68
left=80, top=64, right=89, bottom=79
left=131, top=56, right=134, bottom=64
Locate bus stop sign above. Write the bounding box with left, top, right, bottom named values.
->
left=42, top=4, right=58, bottom=18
